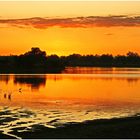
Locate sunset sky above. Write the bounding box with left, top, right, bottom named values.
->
left=1, top=1, right=140, bottom=56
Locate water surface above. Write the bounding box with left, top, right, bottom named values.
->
left=1, top=67, right=140, bottom=137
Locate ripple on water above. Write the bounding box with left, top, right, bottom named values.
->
left=0, top=105, right=140, bottom=139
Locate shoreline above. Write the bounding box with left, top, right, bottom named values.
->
left=0, top=66, right=140, bottom=74
left=1, top=115, right=140, bottom=139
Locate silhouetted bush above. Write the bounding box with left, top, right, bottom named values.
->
left=0, top=48, right=140, bottom=73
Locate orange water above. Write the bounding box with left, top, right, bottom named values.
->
left=1, top=67, right=140, bottom=137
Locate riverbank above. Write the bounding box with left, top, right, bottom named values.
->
left=1, top=115, right=140, bottom=139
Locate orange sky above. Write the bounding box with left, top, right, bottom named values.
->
left=0, top=1, right=140, bottom=56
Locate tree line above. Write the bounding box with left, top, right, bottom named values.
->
left=0, top=47, right=140, bottom=73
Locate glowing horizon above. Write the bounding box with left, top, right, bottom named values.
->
left=1, top=1, right=140, bottom=56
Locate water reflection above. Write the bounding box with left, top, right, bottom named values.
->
left=126, top=78, right=139, bottom=83
left=46, top=74, right=140, bottom=84
left=0, top=75, right=10, bottom=84
left=0, top=67, right=140, bottom=107
left=63, top=67, right=140, bottom=74
left=14, top=75, right=46, bottom=91
left=0, top=68, right=140, bottom=134
left=3, top=91, right=12, bottom=101
left=4, top=93, right=6, bottom=99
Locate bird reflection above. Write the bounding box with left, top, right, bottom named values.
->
left=2, top=88, right=23, bottom=102
left=8, top=94, right=11, bottom=101
left=4, top=92, right=12, bottom=101
left=4, top=93, right=6, bottom=99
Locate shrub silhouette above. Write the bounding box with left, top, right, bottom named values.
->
left=0, top=48, right=140, bottom=73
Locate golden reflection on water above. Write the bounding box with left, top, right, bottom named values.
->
left=0, top=68, right=140, bottom=108
left=1, top=68, right=140, bottom=136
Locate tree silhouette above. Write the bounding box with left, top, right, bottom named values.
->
left=127, top=51, right=139, bottom=57
left=0, top=48, right=140, bottom=73
left=24, top=47, right=46, bottom=57
left=18, top=47, right=47, bottom=68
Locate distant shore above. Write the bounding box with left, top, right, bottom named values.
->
left=1, top=48, right=140, bottom=74
left=1, top=66, right=140, bottom=74
left=1, top=115, right=140, bottom=139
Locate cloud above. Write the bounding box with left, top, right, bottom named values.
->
left=0, top=15, right=140, bottom=29
left=105, top=33, right=113, bottom=36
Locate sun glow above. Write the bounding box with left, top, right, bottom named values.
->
left=0, top=1, right=140, bottom=56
